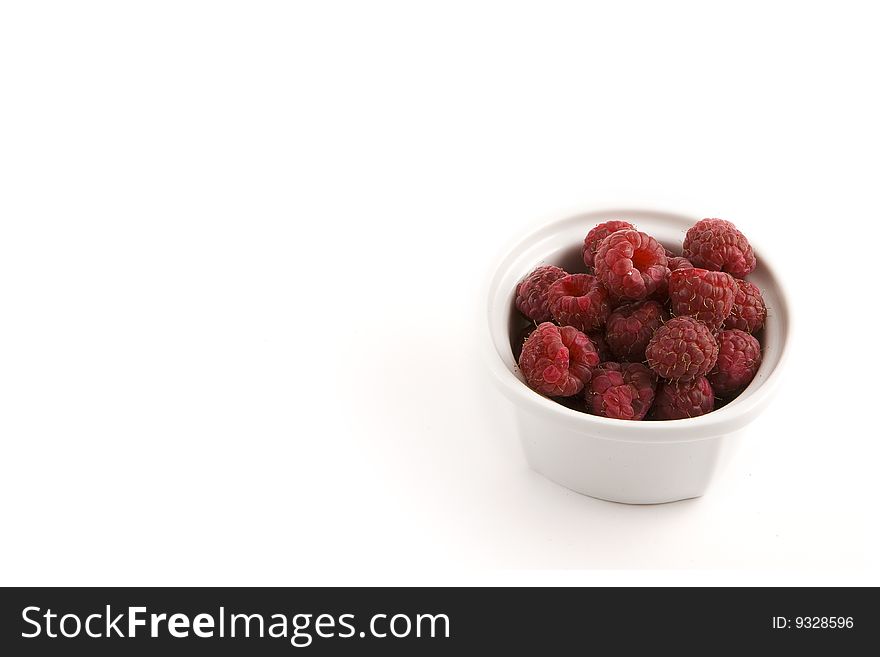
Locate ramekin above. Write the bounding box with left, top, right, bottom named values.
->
left=485, top=208, right=791, bottom=504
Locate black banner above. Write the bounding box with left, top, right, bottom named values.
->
left=0, top=587, right=873, bottom=654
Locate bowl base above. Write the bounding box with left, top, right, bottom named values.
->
left=517, top=406, right=739, bottom=504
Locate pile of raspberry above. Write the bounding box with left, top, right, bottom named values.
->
left=514, top=218, right=766, bottom=420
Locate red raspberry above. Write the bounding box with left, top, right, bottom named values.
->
left=582, top=220, right=635, bottom=268
left=645, top=316, right=718, bottom=380
left=515, top=265, right=567, bottom=323
left=708, top=329, right=762, bottom=396
left=668, top=267, right=736, bottom=332
left=518, top=322, right=599, bottom=397
left=668, top=256, right=694, bottom=271
left=594, top=230, right=669, bottom=301
left=587, top=331, right=614, bottom=363
left=547, top=274, right=612, bottom=332
left=653, top=377, right=715, bottom=420
left=724, top=279, right=766, bottom=333
left=587, top=362, right=657, bottom=420
left=605, top=300, right=667, bottom=362
left=683, top=218, right=756, bottom=279
left=650, top=257, right=692, bottom=304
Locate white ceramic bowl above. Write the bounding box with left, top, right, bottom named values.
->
left=486, top=208, right=791, bottom=504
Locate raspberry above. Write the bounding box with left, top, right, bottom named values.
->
left=587, top=362, right=657, bottom=420
left=708, top=329, right=762, bottom=396
left=668, top=256, right=694, bottom=271
left=653, top=377, right=715, bottom=420
left=605, top=300, right=667, bottom=362
left=650, top=257, right=693, bottom=304
left=645, top=316, right=718, bottom=380
left=683, top=218, right=756, bottom=279
left=582, top=220, right=635, bottom=268
left=587, top=331, right=614, bottom=363
left=594, top=230, right=669, bottom=301
left=668, top=267, right=736, bottom=332
left=547, top=274, right=612, bottom=332
left=724, top=279, right=766, bottom=333
left=515, top=265, right=567, bottom=323
left=518, top=322, right=599, bottom=397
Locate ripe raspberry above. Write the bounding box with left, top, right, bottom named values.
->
left=515, top=265, right=567, bottom=323
left=645, top=316, right=718, bottom=380
left=683, top=218, right=756, bottom=279
left=650, top=256, right=692, bottom=304
left=587, top=331, right=614, bottom=363
left=708, top=329, right=762, bottom=396
left=724, top=279, right=767, bottom=333
left=668, top=268, right=736, bottom=332
left=547, top=274, right=612, bottom=332
left=653, top=377, right=715, bottom=420
left=582, top=220, right=635, bottom=268
left=605, top=300, right=668, bottom=362
left=594, top=230, right=669, bottom=301
left=518, top=322, right=599, bottom=397
left=587, top=362, right=657, bottom=420
left=668, top=256, right=694, bottom=271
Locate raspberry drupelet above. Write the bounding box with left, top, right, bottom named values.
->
left=668, top=256, right=694, bottom=271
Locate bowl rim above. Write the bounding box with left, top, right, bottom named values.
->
left=485, top=206, right=792, bottom=443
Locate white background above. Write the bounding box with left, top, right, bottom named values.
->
left=1, top=1, right=877, bottom=585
